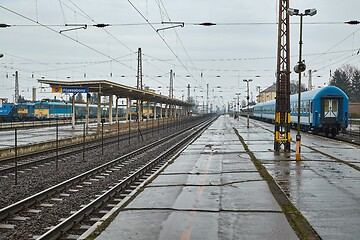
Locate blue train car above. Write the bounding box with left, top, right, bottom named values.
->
left=34, top=100, right=72, bottom=119
left=251, top=86, right=348, bottom=137
left=0, top=102, right=17, bottom=122
left=33, top=100, right=123, bottom=120
left=17, top=102, right=36, bottom=120
left=74, top=104, right=118, bottom=119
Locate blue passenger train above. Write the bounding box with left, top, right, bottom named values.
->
left=0, top=99, right=124, bottom=122
left=242, top=86, right=348, bottom=137
left=33, top=100, right=122, bottom=120
left=0, top=102, right=17, bottom=122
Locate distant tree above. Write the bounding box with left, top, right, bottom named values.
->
left=17, top=95, right=26, bottom=103
left=290, top=80, right=306, bottom=94
left=351, top=69, right=360, bottom=102
left=75, top=93, right=84, bottom=103
left=330, top=65, right=360, bottom=102
left=330, top=68, right=351, bottom=95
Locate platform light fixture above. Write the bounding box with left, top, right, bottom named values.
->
left=236, top=93, right=241, bottom=120
left=288, top=7, right=317, bottom=161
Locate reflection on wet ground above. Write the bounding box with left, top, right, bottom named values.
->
left=233, top=117, right=360, bottom=240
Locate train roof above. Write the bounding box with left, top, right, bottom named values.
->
left=290, top=86, right=348, bottom=102
left=35, top=101, right=69, bottom=105
left=254, top=86, right=348, bottom=108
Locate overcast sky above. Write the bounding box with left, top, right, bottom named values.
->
left=1, top=0, right=359, bottom=108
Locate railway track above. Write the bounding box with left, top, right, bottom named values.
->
left=0, top=116, right=216, bottom=240
left=0, top=118, right=101, bottom=131
left=0, top=117, right=198, bottom=175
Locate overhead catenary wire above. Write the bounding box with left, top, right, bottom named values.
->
left=156, top=0, right=203, bottom=87
left=127, top=0, right=205, bottom=92
left=0, top=5, right=137, bottom=73
left=57, top=0, right=173, bottom=88
left=307, top=27, right=360, bottom=65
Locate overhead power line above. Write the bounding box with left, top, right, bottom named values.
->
left=127, top=0, right=204, bottom=91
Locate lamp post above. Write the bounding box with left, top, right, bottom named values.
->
left=256, top=86, right=261, bottom=102
left=233, top=98, right=237, bottom=116
left=236, top=93, right=241, bottom=119
left=288, top=7, right=317, bottom=161
left=243, top=79, right=253, bottom=128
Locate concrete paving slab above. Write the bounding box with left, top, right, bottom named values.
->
left=151, top=173, right=221, bottom=186
left=219, top=212, right=298, bottom=240
left=96, top=210, right=171, bottom=240
left=221, top=181, right=282, bottom=211
left=222, top=158, right=258, bottom=172
left=301, top=208, right=360, bottom=240
left=220, top=172, right=262, bottom=183
left=126, top=186, right=184, bottom=209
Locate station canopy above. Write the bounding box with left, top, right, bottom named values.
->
left=38, top=79, right=193, bottom=107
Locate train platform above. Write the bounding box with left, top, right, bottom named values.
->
left=93, top=115, right=360, bottom=240
left=94, top=116, right=301, bottom=239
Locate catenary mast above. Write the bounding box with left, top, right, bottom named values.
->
left=274, top=0, right=291, bottom=152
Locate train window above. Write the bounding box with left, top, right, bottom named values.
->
left=301, top=102, right=304, bottom=113
left=306, top=102, right=309, bottom=113
left=324, top=100, right=329, bottom=112
left=332, top=100, right=338, bottom=112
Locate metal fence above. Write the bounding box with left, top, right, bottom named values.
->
left=348, top=118, right=360, bottom=137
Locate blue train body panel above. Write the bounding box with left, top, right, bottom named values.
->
left=1, top=98, right=125, bottom=121
left=250, top=86, right=348, bottom=137
left=17, top=102, right=36, bottom=119
left=0, top=103, right=18, bottom=121
left=0, top=103, right=14, bottom=116
left=34, top=100, right=123, bottom=120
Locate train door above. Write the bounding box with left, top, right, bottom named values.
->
left=321, top=98, right=339, bottom=124
left=309, top=101, right=313, bottom=125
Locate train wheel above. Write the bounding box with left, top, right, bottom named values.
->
left=331, top=128, right=337, bottom=138
left=324, top=128, right=329, bottom=137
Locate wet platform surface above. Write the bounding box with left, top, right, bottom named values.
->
left=96, top=116, right=360, bottom=240
left=96, top=117, right=298, bottom=240
left=236, top=117, right=360, bottom=240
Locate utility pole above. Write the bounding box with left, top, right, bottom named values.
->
left=169, top=70, right=174, bottom=99
left=274, top=0, right=291, bottom=152
left=187, top=84, right=191, bottom=102
left=169, top=70, right=174, bottom=117
left=206, top=83, right=209, bottom=114
left=32, top=87, right=36, bottom=102
left=137, top=47, right=143, bottom=121
left=14, top=71, right=19, bottom=103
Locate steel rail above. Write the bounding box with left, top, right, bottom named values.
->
left=0, top=117, right=214, bottom=221
left=0, top=117, right=199, bottom=174
left=36, top=117, right=216, bottom=239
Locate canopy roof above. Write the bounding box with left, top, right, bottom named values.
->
left=38, top=79, right=193, bottom=107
